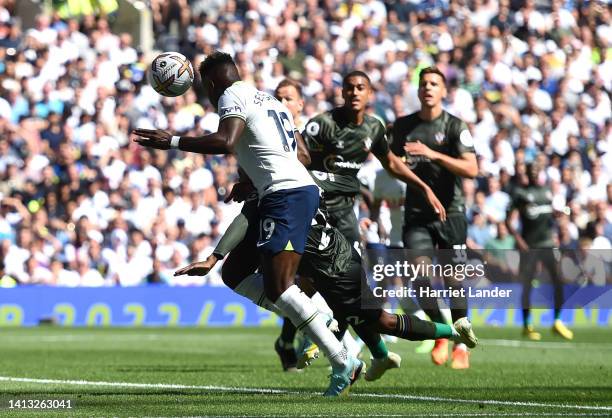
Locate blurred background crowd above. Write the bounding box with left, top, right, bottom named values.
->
left=0, top=0, right=610, bottom=287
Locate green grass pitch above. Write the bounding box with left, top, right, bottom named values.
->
left=0, top=326, right=610, bottom=416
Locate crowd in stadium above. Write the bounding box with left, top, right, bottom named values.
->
left=0, top=0, right=610, bottom=287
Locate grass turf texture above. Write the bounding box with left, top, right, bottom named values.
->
left=0, top=326, right=610, bottom=417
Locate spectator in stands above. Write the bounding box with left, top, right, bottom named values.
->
left=0, top=0, right=609, bottom=286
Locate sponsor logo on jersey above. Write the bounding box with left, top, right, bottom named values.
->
left=406, top=155, right=430, bottom=169
left=220, top=105, right=242, bottom=116
left=323, top=154, right=364, bottom=172
left=525, top=204, right=553, bottom=219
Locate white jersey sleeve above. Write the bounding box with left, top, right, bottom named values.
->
left=218, top=86, right=248, bottom=122
left=217, top=82, right=315, bottom=197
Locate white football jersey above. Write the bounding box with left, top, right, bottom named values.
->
left=373, top=169, right=406, bottom=247
left=217, top=82, right=315, bottom=196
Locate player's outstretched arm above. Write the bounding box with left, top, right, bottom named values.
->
left=174, top=253, right=220, bottom=276
left=174, top=212, right=250, bottom=276
left=132, top=117, right=246, bottom=155
left=404, top=142, right=478, bottom=179
left=377, top=150, right=447, bottom=222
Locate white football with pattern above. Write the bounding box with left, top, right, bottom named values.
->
left=148, top=52, right=194, bottom=97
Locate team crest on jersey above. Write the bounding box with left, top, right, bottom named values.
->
left=434, top=132, right=445, bottom=144
left=337, top=140, right=344, bottom=149
left=363, top=137, right=372, bottom=151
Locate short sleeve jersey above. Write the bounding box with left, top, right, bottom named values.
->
left=390, top=110, right=475, bottom=221
left=218, top=82, right=314, bottom=197
left=509, top=185, right=555, bottom=248
left=303, top=108, right=389, bottom=196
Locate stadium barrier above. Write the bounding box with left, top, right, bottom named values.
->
left=0, top=285, right=611, bottom=327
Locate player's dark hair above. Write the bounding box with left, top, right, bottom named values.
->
left=274, top=78, right=303, bottom=98
left=419, top=67, right=447, bottom=86
left=199, top=51, right=237, bottom=79
left=342, top=70, right=371, bottom=87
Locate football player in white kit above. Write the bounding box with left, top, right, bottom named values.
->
left=133, top=52, right=364, bottom=396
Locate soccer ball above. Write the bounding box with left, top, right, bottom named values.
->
left=148, top=52, right=194, bottom=97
